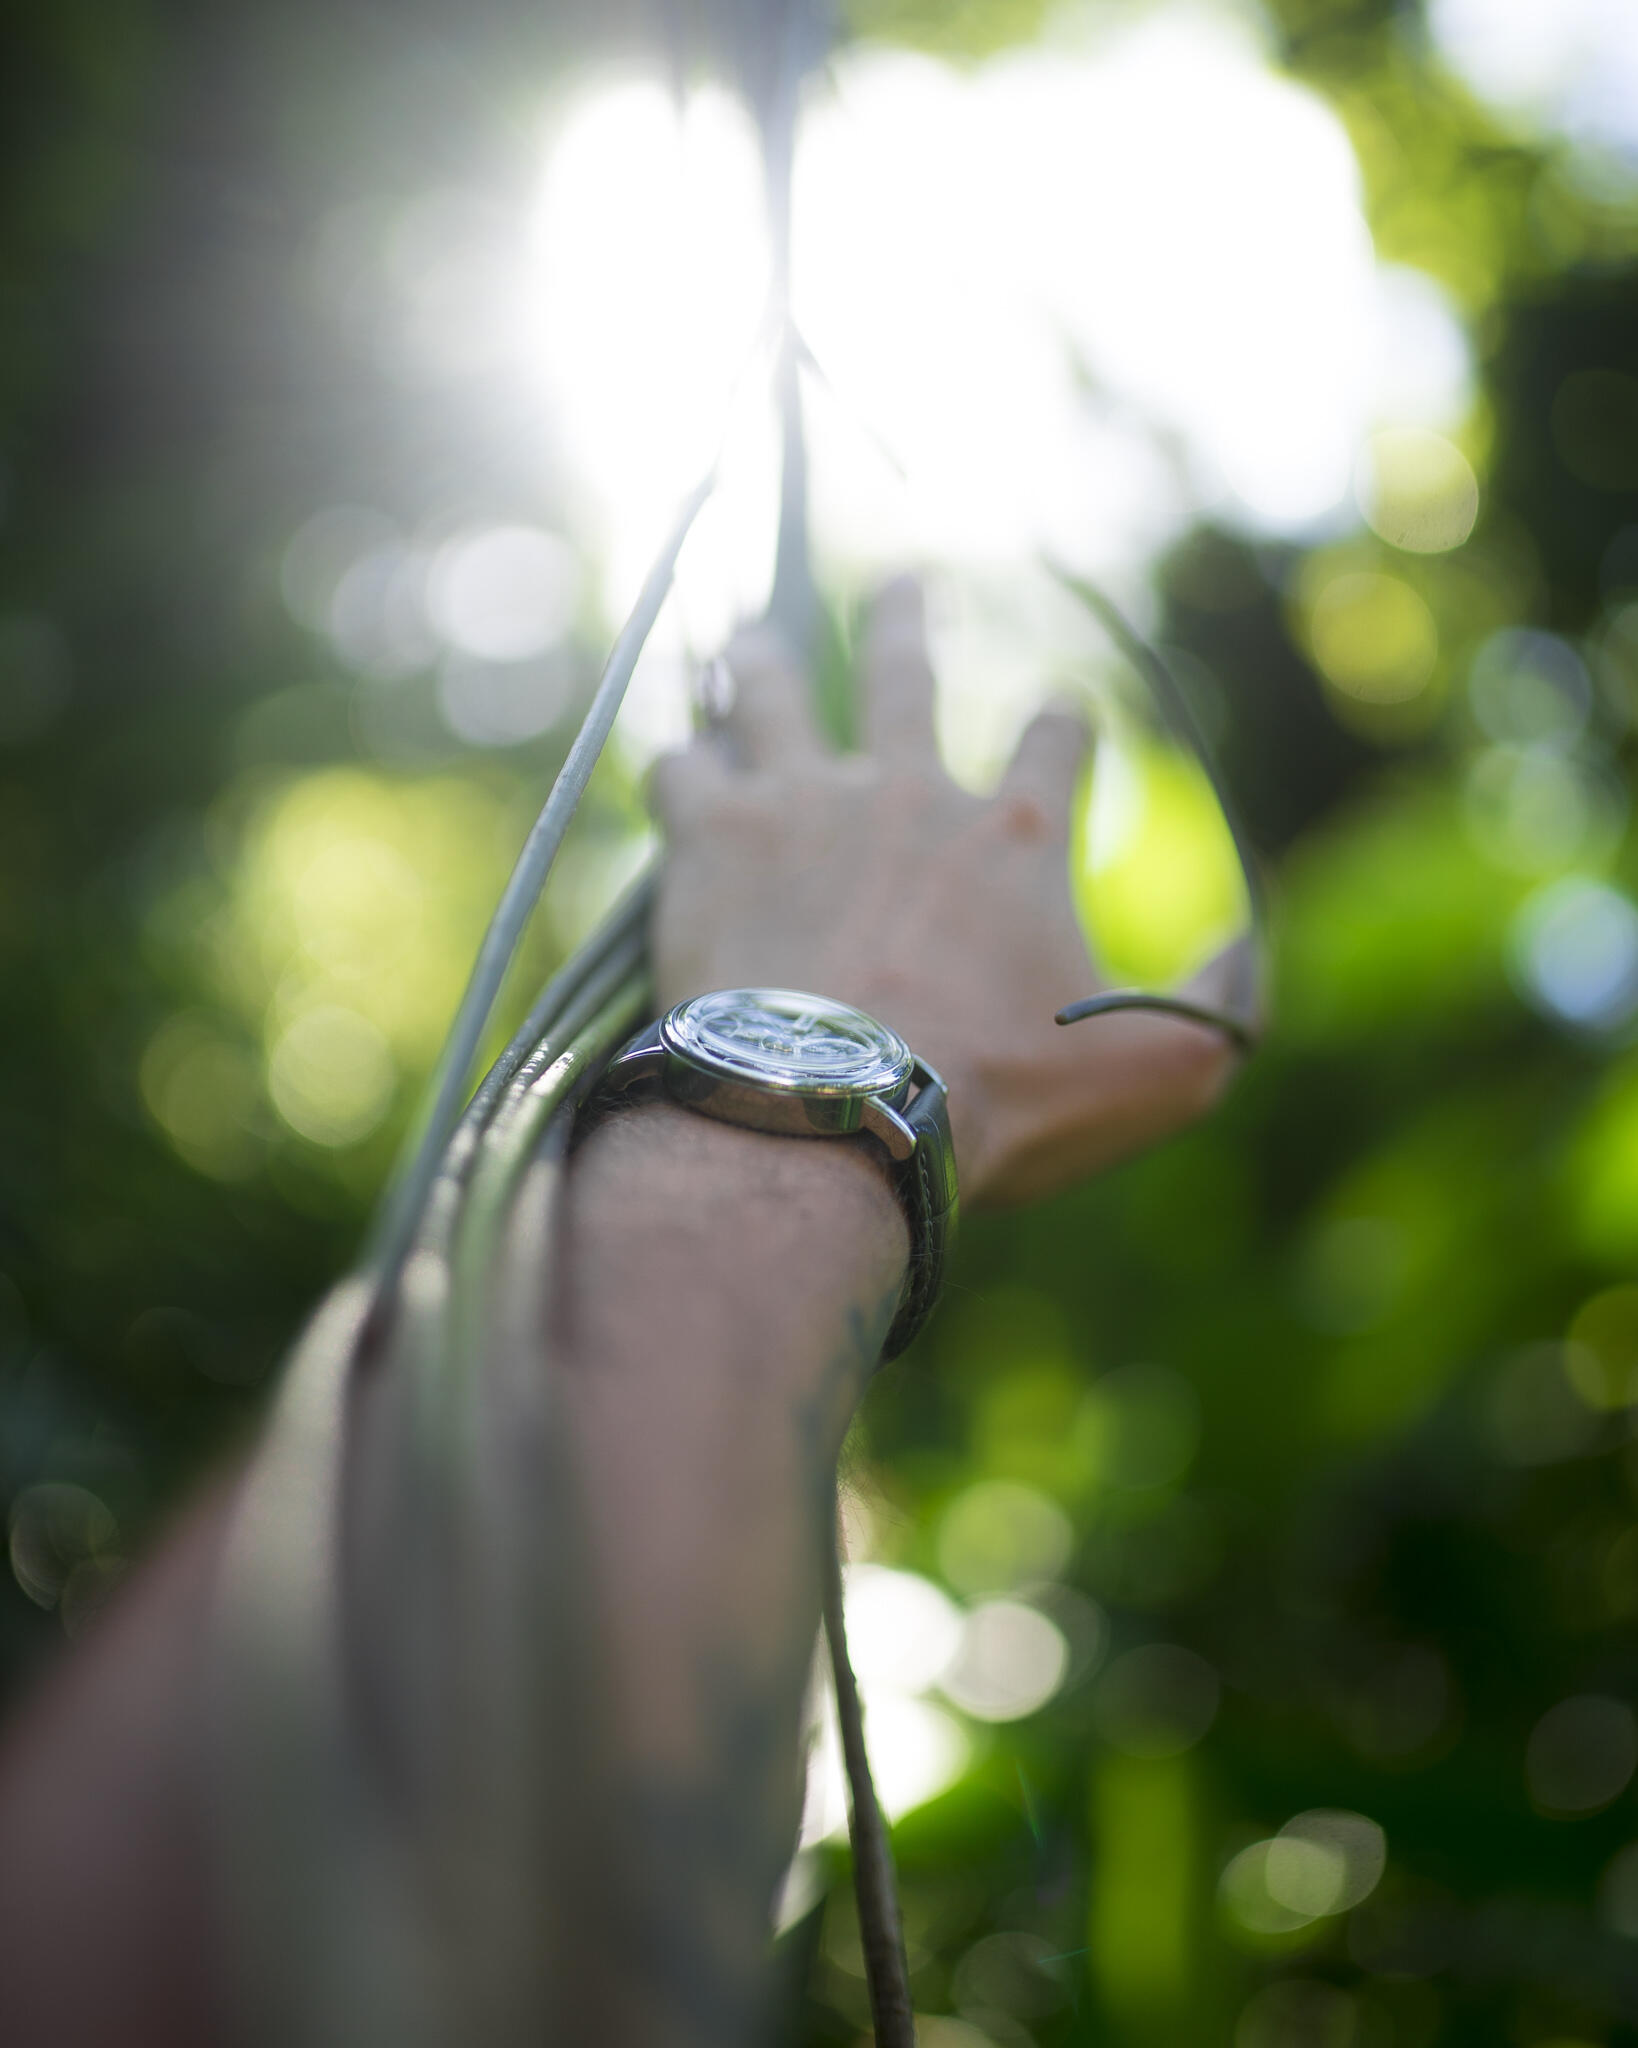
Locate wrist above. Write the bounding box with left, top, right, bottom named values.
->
left=563, top=1102, right=908, bottom=1407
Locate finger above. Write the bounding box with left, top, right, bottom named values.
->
left=648, top=745, right=731, bottom=835
left=860, top=575, right=940, bottom=763
left=691, top=653, right=734, bottom=729
left=721, top=623, right=823, bottom=769
left=995, top=704, right=1093, bottom=838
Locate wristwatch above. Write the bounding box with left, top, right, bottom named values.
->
left=593, top=988, right=958, bottom=1361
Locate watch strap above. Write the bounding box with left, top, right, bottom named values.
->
left=880, top=1059, right=956, bottom=1360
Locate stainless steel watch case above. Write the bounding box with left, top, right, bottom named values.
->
left=602, top=1023, right=923, bottom=1162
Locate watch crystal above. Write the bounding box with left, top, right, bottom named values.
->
left=664, top=989, right=912, bottom=1095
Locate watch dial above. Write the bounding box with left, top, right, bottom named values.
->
left=665, top=989, right=913, bottom=1095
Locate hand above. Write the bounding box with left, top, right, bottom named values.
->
left=649, top=578, right=1241, bottom=1208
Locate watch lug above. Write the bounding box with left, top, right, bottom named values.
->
left=911, top=1055, right=947, bottom=1095
left=598, top=1027, right=666, bottom=1100
left=859, top=1097, right=917, bottom=1164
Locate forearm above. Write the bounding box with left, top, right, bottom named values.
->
left=0, top=1104, right=905, bottom=2048
left=552, top=1101, right=907, bottom=2048
left=0, top=1482, right=231, bottom=2045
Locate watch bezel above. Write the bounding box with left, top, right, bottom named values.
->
left=660, top=988, right=914, bottom=1102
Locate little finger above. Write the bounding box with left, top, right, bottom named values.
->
left=995, top=704, right=1092, bottom=839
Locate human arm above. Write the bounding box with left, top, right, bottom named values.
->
left=0, top=577, right=1237, bottom=2046
left=546, top=577, right=1237, bottom=2043
left=548, top=1104, right=905, bottom=2045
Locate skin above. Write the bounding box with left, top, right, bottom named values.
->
left=0, top=577, right=1238, bottom=2046
left=652, top=578, right=1236, bottom=1206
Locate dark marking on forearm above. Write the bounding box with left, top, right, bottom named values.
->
left=606, top=1282, right=899, bottom=2048
left=617, top=1667, right=803, bottom=2047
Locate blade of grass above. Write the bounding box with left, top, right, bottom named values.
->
left=365, top=481, right=711, bottom=1293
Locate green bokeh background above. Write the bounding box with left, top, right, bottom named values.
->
left=5, top=3, right=1638, bottom=2044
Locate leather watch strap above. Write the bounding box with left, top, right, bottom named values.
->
left=879, top=1062, right=957, bottom=1361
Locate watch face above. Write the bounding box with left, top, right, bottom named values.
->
left=663, top=989, right=913, bottom=1097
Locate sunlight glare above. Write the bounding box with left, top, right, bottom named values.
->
left=940, top=1598, right=1070, bottom=1722
left=529, top=81, right=770, bottom=614
left=425, top=525, right=579, bottom=660
left=519, top=4, right=1473, bottom=792
left=841, top=1564, right=963, bottom=1693
left=1429, top=0, right=1638, bottom=165
left=530, top=6, right=1471, bottom=608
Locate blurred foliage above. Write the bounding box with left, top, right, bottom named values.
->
left=841, top=0, right=1055, bottom=58
left=5, top=4, right=1638, bottom=2048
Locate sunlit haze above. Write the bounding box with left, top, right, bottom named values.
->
left=1429, top=0, right=1638, bottom=165
left=530, top=2, right=1470, bottom=652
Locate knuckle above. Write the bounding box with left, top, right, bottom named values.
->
left=1033, top=708, right=1090, bottom=749
left=876, top=766, right=934, bottom=812
left=726, top=622, right=788, bottom=673
left=995, top=792, right=1054, bottom=845
left=737, top=661, right=779, bottom=704
left=871, top=628, right=932, bottom=672
left=710, top=788, right=778, bottom=846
